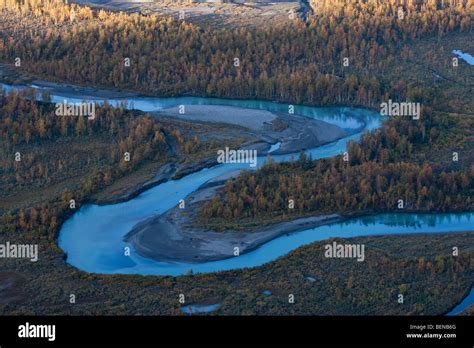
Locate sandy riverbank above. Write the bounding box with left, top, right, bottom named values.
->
left=1, top=64, right=348, bottom=155
left=1, top=63, right=349, bottom=156
left=159, top=104, right=347, bottom=155
left=124, top=178, right=343, bottom=263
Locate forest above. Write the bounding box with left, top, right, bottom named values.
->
left=0, top=0, right=472, bottom=316
left=0, top=89, right=248, bottom=243
left=0, top=90, right=164, bottom=239
left=198, top=108, right=474, bottom=228
left=0, top=0, right=472, bottom=110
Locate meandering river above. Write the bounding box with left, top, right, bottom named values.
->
left=2, top=83, right=473, bottom=307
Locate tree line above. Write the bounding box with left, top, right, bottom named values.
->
left=0, top=0, right=472, bottom=108
left=198, top=110, right=473, bottom=228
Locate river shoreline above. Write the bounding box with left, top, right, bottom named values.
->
left=123, top=169, right=474, bottom=265
left=157, top=105, right=348, bottom=156
left=125, top=211, right=343, bottom=263
left=1, top=66, right=360, bottom=210
left=87, top=111, right=348, bottom=206
left=444, top=285, right=474, bottom=316
left=0, top=63, right=381, bottom=112
left=123, top=161, right=345, bottom=263
left=5, top=77, right=425, bottom=278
